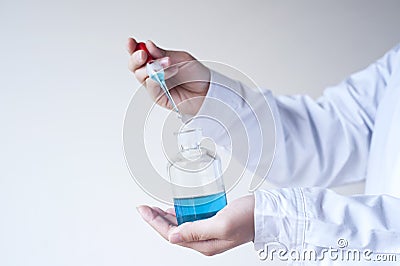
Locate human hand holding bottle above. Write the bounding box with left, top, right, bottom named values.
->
left=136, top=195, right=255, bottom=256
left=127, top=38, right=211, bottom=115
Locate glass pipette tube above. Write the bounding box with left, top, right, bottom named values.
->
left=146, top=61, right=180, bottom=114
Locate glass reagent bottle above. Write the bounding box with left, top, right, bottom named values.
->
left=168, top=129, right=227, bottom=225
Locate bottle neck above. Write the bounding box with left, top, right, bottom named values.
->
left=180, top=145, right=202, bottom=160
left=180, top=143, right=200, bottom=151
left=176, top=128, right=203, bottom=160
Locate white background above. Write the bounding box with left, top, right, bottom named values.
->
left=1, top=1, right=400, bottom=266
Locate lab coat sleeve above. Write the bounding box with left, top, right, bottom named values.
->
left=197, top=44, right=400, bottom=187
left=254, top=187, right=400, bottom=255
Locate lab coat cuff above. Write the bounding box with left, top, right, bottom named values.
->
left=196, top=70, right=242, bottom=116
left=207, top=70, right=242, bottom=109
left=253, top=188, right=306, bottom=252
left=191, top=70, right=243, bottom=149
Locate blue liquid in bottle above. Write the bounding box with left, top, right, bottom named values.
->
left=174, top=192, right=227, bottom=225
left=169, top=128, right=227, bottom=225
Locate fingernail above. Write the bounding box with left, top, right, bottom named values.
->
left=136, top=206, right=148, bottom=221
left=136, top=51, right=144, bottom=61
left=169, top=233, right=183, bottom=244
left=159, top=57, right=170, bottom=67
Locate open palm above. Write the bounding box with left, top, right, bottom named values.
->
left=136, top=195, right=255, bottom=256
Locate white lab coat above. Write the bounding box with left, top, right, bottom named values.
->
left=197, top=43, right=400, bottom=264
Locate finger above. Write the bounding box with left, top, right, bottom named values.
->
left=163, top=64, right=179, bottom=80
left=178, top=239, right=234, bottom=256
left=148, top=56, right=179, bottom=80
left=133, top=67, right=148, bottom=84
left=151, top=206, right=178, bottom=225
left=133, top=57, right=171, bottom=83
left=136, top=205, right=176, bottom=241
left=146, top=40, right=166, bottom=58
left=127, top=37, right=138, bottom=55
left=166, top=208, right=176, bottom=216
left=145, top=78, right=170, bottom=108
left=128, top=51, right=148, bottom=73
left=168, top=216, right=225, bottom=243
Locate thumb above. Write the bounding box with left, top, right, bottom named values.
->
left=168, top=218, right=224, bottom=243
left=146, top=40, right=166, bottom=59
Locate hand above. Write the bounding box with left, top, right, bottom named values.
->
left=136, top=195, right=255, bottom=256
left=127, top=38, right=211, bottom=115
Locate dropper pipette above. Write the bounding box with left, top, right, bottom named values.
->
left=146, top=61, right=180, bottom=114
left=133, top=42, right=180, bottom=115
